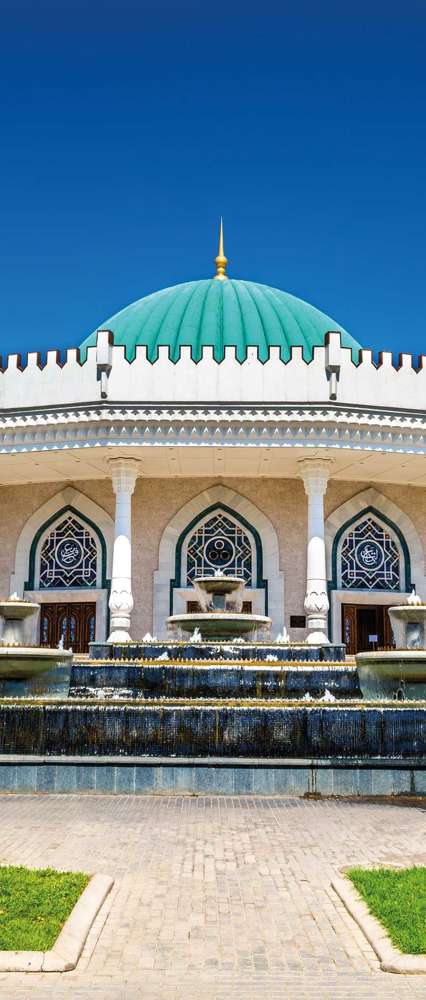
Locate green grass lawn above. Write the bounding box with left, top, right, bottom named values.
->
left=347, top=866, right=426, bottom=955
left=0, top=865, right=89, bottom=951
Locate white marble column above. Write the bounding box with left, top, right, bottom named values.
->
left=299, top=459, right=333, bottom=645
left=108, top=458, right=140, bottom=642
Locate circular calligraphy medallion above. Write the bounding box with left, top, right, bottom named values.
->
left=355, top=540, right=384, bottom=571
left=55, top=537, right=84, bottom=571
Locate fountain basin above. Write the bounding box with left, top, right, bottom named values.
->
left=167, top=572, right=271, bottom=640
left=0, top=599, right=41, bottom=645
left=167, top=612, right=271, bottom=640
left=0, top=647, right=72, bottom=680
left=0, top=596, right=73, bottom=679
left=356, top=649, right=426, bottom=701
left=388, top=604, right=426, bottom=649
left=356, top=597, right=426, bottom=700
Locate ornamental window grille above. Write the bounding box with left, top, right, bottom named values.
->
left=39, top=515, right=98, bottom=589
left=340, top=516, right=400, bottom=591
left=185, top=512, right=253, bottom=585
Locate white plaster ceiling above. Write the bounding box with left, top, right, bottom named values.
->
left=0, top=446, right=424, bottom=487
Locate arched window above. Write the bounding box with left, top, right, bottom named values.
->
left=184, top=510, right=254, bottom=585
left=339, top=515, right=400, bottom=591
left=39, top=513, right=98, bottom=589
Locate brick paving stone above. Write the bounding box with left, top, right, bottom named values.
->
left=0, top=794, right=423, bottom=997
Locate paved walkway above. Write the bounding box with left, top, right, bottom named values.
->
left=0, top=793, right=424, bottom=998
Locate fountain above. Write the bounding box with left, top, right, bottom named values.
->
left=166, top=572, right=271, bottom=640
left=0, top=584, right=424, bottom=797
left=356, top=590, right=426, bottom=700
left=0, top=594, right=72, bottom=679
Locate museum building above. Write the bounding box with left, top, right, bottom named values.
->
left=1, top=232, right=425, bottom=654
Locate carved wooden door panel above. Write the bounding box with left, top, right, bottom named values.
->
left=341, top=604, right=358, bottom=655
left=39, top=603, right=96, bottom=653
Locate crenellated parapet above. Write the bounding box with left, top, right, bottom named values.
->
left=0, top=331, right=424, bottom=412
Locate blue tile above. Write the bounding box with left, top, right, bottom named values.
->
left=214, top=767, right=234, bottom=794
left=413, top=770, right=426, bottom=794
left=389, top=769, right=411, bottom=795
left=95, top=766, right=116, bottom=792
left=0, top=765, right=16, bottom=791
left=115, top=766, right=135, bottom=793
left=55, top=764, right=77, bottom=792
left=174, top=766, right=194, bottom=791
left=313, top=769, right=333, bottom=795
left=233, top=768, right=254, bottom=794
left=273, top=767, right=310, bottom=795
left=36, top=765, right=56, bottom=792
left=134, top=766, right=155, bottom=792
left=372, top=768, right=410, bottom=795
left=76, top=765, right=96, bottom=790
left=371, top=769, right=395, bottom=796
left=155, top=767, right=176, bottom=790
left=332, top=768, right=359, bottom=796
left=357, top=769, right=373, bottom=796
left=193, top=767, right=216, bottom=792
left=15, top=765, right=37, bottom=791
left=252, top=768, right=275, bottom=795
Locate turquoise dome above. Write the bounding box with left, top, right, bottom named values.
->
left=80, top=278, right=361, bottom=362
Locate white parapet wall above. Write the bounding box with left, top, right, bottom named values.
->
left=0, top=333, right=424, bottom=411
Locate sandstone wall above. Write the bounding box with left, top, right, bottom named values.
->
left=0, top=477, right=424, bottom=638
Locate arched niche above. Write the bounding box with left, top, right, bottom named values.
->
left=11, top=487, right=113, bottom=643
left=154, top=484, right=284, bottom=637
left=325, top=487, right=425, bottom=643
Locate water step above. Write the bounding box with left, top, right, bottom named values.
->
left=0, top=702, right=424, bottom=759
left=69, top=661, right=360, bottom=701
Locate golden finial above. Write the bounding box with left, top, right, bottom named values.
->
left=214, top=217, right=228, bottom=280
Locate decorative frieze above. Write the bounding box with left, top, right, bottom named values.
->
left=0, top=404, right=423, bottom=458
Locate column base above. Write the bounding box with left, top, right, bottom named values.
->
left=108, top=629, right=132, bottom=643
left=306, top=630, right=330, bottom=645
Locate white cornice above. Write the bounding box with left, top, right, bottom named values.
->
left=0, top=404, right=424, bottom=456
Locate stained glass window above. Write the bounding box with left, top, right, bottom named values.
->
left=39, top=515, right=98, bottom=588
left=185, top=511, right=253, bottom=584
left=340, top=516, right=400, bottom=590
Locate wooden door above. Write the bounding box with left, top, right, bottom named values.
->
left=357, top=606, right=379, bottom=651
left=39, top=603, right=96, bottom=653
left=342, top=604, right=358, bottom=655
left=342, top=603, right=395, bottom=654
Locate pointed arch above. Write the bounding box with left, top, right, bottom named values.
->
left=325, top=487, right=424, bottom=587
left=11, top=487, right=114, bottom=596
left=325, top=487, right=426, bottom=642
left=154, top=484, right=284, bottom=636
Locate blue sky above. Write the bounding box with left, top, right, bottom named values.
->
left=1, top=0, right=426, bottom=360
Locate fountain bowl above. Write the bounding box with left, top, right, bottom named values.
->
left=0, top=596, right=73, bottom=679
left=356, top=649, right=426, bottom=701
left=167, top=611, right=271, bottom=640
left=356, top=599, right=426, bottom=700
left=0, top=646, right=72, bottom=680
left=167, top=572, right=271, bottom=641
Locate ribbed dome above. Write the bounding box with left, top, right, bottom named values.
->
left=80, top=278, right=361, bottom=362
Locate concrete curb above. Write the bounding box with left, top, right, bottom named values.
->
left=0, top=872, right=114, bottom=972
left=332, top=872, right=426, bottom=974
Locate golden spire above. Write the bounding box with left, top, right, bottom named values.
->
left=214, top=217, right=228, bottom=280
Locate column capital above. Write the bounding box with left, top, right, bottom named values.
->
left=298, top=458, right=333, bottom=496
left=108, top=457, right=140, bottom=495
